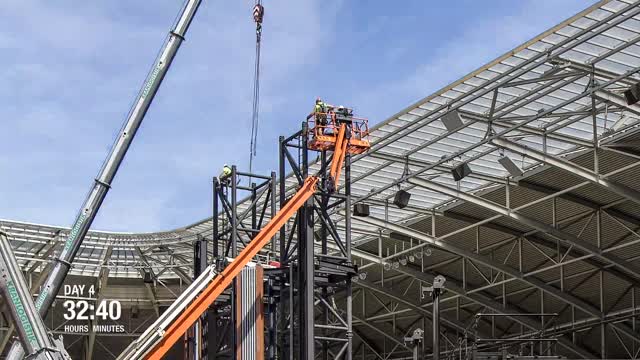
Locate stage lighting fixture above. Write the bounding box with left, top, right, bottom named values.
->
left=425, top=248, right=432, bottom=257
left=359, top=272, right=367, bottom=280
left=392, top=261, right=400, bottom=269
left=498, top=155, right=523, bottom=177
left=441, top=110, right=464, bottom=132
left=383, top=262, right=392, bottom=271
left=415, top=251, right=423, bottom=259
left=624, top=82, right=640, bottom=105
left=393, top=189, right=411, bottom=209
left=409, top=254, right=416, bottom=263
left=353, top=203, right=370, bottom=217
left=451, top=162, right=472, bottom=181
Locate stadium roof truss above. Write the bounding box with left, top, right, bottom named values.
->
left=5, top=0, right=640, bottom=357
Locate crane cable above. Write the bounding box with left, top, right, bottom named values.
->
left=249, top=1, right=264, bottom=175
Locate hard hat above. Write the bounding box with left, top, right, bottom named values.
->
left=316, top=97, right=322, bottom=103
left=224, top=163, right=228, bottom=167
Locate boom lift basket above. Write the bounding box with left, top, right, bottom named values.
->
left=307, top=111, right=370, bottom=154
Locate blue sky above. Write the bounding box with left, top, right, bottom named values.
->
left=0, top=0, right=594, bottom=232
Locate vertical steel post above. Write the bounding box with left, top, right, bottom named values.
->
left=211, top=178, right=219, bottom=360
left=213, top=178, right=219, bottom=260
left=277, top=136, right=287, bottom=359
left=266, top=276, right=275, bottom=360
left=320, top=150, right=329, bottom=360
left=345, top=150, right=353, bottom=360
left=299, top=122, right=315, bottom=360
left=231, top=166, right=238, bottom=360
left=231, top=166, right=238, bottom=258
left=278, top=136, right=286, bottom=264
left=270, top=171, right=277, bottom=259
left=268, top=172, right=277, bottom=360
left=289, top=265, right=294, bottom=360
left=432, top=288, right=440, bottom=360
left=251, top=182, right=257, bottom=239
left=193, top=235, right=208, bottom=360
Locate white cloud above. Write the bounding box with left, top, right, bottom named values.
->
left=0, top=0, right=343, bottom=232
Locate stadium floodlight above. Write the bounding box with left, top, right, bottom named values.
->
left=624, top=82, right=640, bottom=105
left=359, top=272, right=367, bottom=280
left=441, top=110, right=464, bottom=132
left=451, top=162, right=472, bottom=181
left=498, top=155, right=523, bottom=177
left=399, top=256, right=408, bottom=266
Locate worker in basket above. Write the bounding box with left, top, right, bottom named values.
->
left=219, top=164, right=232, bottom=184
left=312, top=97, right=328, bottom=136
left=335, top=105, right=353, bottom=124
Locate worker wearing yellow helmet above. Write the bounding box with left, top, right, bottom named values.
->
left=220, top=164, right=232, bottom=184
left=314, top=97, right=328, bottom=136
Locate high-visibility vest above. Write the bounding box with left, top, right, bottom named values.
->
left=221, top=166, right=232, bottom=177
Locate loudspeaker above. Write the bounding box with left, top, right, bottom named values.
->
left=393, top=190, right=411, bottom=209
left=497, top=156, right=523, bottom=177
left=143, top=269, right=154, bottom=284
left=353, top=204, right=370, bottom=217
left=441, top=110, right=464, bottom=132
left=625, top=83, right=640, bottom=105
left=451, top=163, right=472, bottom=181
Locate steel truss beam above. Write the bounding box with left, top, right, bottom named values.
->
left=593, top=90, right=640, bottom=117
left=354, top=1, right=640, bottom=159
left=351, top=213, right=640, bottom=346
left=355, top=280, right=469, bottom=335
left=352, top=315, right=411, bottom=352
left=493, top=137, right=640, bottom=206
left=353, top=215, right=601, bottom=318
left=407, top=177, right=640, bottom=281
left=395, top=266, right=596, bottom=359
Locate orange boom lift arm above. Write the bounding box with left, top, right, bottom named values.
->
left=142, top=177, right=317, bottom=359
left=119, top=102, right=369, bottom=360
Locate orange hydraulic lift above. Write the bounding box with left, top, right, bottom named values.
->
left=118, top=103, right=369, bottom=360
left=144, top=177, right=317, bottom=359
left=308, top=108, right=370, bottom=190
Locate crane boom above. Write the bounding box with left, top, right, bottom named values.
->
left=0, top=232, right=70, bottom=360
left=6, top=0, right=203, bottom=358
left=117, top=176, right=318, bottom=360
